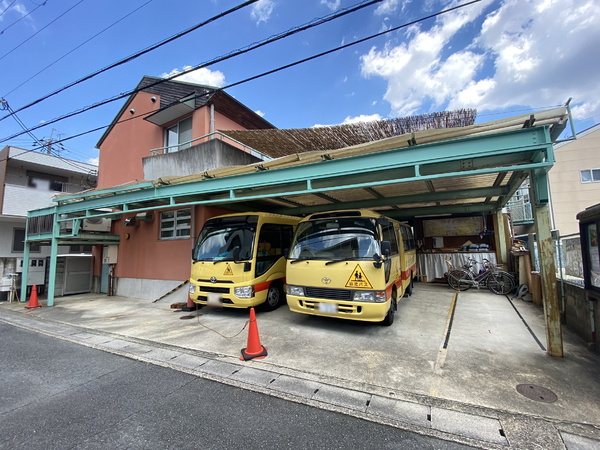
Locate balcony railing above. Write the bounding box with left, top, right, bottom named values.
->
left=149, top=131, right=271, bottom=162
left=505, top=186, right=534, bottom=224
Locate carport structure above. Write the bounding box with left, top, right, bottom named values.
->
left=24, top=107, right=571, bottom=357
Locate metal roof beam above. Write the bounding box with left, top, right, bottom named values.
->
left=30, top=127, right=553, bottom=219
left=384, top=203, right=498, bottom=219
left=274, top=186, right=508, bottom=216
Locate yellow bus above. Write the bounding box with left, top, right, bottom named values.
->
left=285, top=210, right=417, bottom=325
left=189, top=212, right=301, bottom=310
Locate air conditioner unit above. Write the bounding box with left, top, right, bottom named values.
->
left=81, top=217, right=112, bottom=232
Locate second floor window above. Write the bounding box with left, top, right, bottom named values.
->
left=165, top=116, right=192, bottom=153
left=27, top=170, right=67, bottom=192
left=581, top=169, right=600, bottom=184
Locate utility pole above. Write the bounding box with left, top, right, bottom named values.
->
left=39, top=129, right=65, bottom=155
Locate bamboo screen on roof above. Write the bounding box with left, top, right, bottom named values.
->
left=222, top=109, right=477, bottom=159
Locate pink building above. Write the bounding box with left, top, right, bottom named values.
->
left=95, top=76, right=275, bottom=299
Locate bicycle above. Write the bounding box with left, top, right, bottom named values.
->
left=446, top=257, right=515, bottom=295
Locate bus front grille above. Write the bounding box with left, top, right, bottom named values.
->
left=305, top=287, right=352, bottom=301
left=199, top=286, right=230, bottom=294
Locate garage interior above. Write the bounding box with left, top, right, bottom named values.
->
left=23, top=106, right=571, bottom=357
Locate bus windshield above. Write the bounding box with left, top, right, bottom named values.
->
left=289, top=217, right=379, bottom=261
left=193, top=216, right=257, bottom=262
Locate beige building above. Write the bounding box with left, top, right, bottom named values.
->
left=549, top=123, right=600, bottom=236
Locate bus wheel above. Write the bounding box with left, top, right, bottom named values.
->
left=381, top=289, right=397, bottom=326
left=404, top=273, right=413, bottom=297
left=262, top=281, right=283, bottom=311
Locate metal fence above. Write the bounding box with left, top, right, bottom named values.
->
left=554, top=232, right=584, bottom=287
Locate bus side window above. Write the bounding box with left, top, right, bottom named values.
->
left=382, top=223, right=399, bottom=255
left=281, top=225, right=294, bottom=255
left=400, top=226, right=415, bottom=251
left=256, top=224, right=288, bottom=276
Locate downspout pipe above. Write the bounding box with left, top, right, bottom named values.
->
left=210, top=104, right=215, bottom=136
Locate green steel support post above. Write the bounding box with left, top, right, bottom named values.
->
left=534, top=203, right=564, bottom=357
left=20, top=242, right=30, bottom=302
left=47, top=221, right=60, bottom=307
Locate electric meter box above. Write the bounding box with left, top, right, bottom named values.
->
left=102, top=245, right=118, bottom=264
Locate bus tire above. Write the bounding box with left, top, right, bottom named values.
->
left=381, top=289, right=397, bottom=326
left=404, top=273, right=413, bottom=297
left=261, top=281, right=284, bottom=311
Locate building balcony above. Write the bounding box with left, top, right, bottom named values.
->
left=142, top=132, right=269, bottom=181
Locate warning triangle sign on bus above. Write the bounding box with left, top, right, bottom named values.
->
left=223, top=264, right=233, bottom=276
left=345, top=264, right=373, bottom=288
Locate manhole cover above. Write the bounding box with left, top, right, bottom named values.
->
left=516, top=384, right=558, bottom=403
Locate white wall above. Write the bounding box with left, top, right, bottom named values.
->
left=2, top=185, right=56, bottom=216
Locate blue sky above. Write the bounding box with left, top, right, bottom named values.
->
left=0, top=0, right=598, bottom=166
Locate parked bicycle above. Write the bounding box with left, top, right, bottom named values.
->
left=446, top=257, right=515, bottom=295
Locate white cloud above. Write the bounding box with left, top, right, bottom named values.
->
left=342, top=114, right=383, bottom=124
left=374, top=0, right=408, bottom=16
left=361, top=0, right=600, bottom=123
left=254, top=110, right=265, bottom=117
left=320, top=0, right=340, bottom=11
left=313, top=114, right=383, bottom=128
left=161, top=66, right=226, bottom=87
left=88, top=157, right=99, bottom=166
left=251, top=0, right=274, bottom=25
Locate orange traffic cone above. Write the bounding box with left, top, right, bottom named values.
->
left=182, top=293, right=196, bottom=312
left=25, top=285, right=41, bottom=310
left=240, top=307, right=268, bottom=361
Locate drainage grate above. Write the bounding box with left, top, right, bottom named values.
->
left=516, top=384, right=558, bottom=403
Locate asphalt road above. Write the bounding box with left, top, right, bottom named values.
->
left=0, top=322, right=473, bottom=450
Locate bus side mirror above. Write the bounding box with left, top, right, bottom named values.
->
left=232, top=246, right=241, bottom=262
left=381, top=241, right=392, bottom=256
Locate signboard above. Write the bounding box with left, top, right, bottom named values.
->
left=423, top=216, right=483, bottom=237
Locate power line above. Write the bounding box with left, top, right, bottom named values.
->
left=1, top=99, right=96, bottom=172
left=2, top=0, right=155, bottom=97
left=0, top=0, right=48, bottom=35
left=0, top=0, right=87, bottom=62
left=0, top=98, right=45, bottom=147
left=0, top=0, right=261, bottom=122
left=3, top=0, right=482, bottom=154
left=0, top=0, right=18, bottom=19
left=0, top=0, right=385, bottom=144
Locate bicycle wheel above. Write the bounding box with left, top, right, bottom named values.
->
left=447, top=269, right=474, bottom=291
left=487, top=271, right=515, bottom=295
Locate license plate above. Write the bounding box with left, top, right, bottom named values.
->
left=318, top=302, right=337, bottom=313
left=207, top=293, right=223, bottom=308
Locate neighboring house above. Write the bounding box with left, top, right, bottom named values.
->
left=94, top=76, right=277, bottom=299
left=549, top=123, right=600, bottom=237
left=0, top=145, right=97, bottom=299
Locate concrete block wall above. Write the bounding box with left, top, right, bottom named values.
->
left=559, top=281, right=598, bottom=351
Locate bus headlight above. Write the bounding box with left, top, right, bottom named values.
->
left=353, top=291, right=386, bottom=303
left=285, top=285, right=305, bottom=296
left=234, top=286, right=254, bottom=299
left=189, top=284, right=196, bottom=294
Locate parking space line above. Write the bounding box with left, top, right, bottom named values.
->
left=434, top=290, right=458, bottom=375
left=506, top=296, right=546, bottom=351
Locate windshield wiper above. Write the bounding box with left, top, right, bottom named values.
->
left=325, top=257, right=358, bottom=266
left=290, top=257, right=311, bottom=264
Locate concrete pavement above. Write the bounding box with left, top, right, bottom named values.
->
left=1, top=282, right=599, bottom=449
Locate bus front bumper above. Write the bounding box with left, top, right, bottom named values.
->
left=286, top=295, right=391, bottom=322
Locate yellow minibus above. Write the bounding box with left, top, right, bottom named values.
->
left=189, top=212, right=301, bottom=310
left=285, top=209, right=416, bottom=325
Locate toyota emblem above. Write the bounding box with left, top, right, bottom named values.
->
left=321, top=277, right=331, bottom=285
left=210, top=276, right=217, bottom=283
